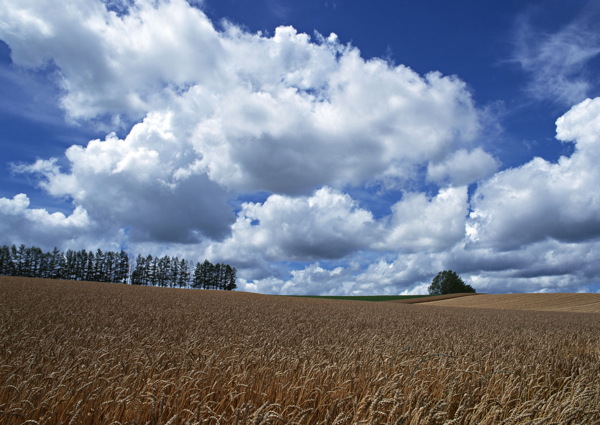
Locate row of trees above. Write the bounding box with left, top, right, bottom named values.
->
left=129, top=256, right=236, bottom=290
left=0, top=245, right=129, bottom=283
left=0, top=244, right=236, bottom=290
left=130, top=254, right=191, bottom=288
left=192, top=260, right=237, bottom=291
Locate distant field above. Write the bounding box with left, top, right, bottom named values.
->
left=421, top=292, right=600, bottom=313
left=389, top=292, right=479, bottom=303
left=291, top=292, right=478, bottom=302
left=1, top=276, right=599, bottom=424
left=291, top=294, right=430, bottom=302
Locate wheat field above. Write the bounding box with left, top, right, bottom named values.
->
left=420, top=293, right=600, bottom=313
left=1, top=276, right=599, bottom=424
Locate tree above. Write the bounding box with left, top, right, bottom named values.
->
left=193, top=259, right=213, bottom=289
left=48, top=247, right=65, bottom=279
left=225, top=264, right=237, bottom=291
left=428, top=270, right=475, bottom=295
left=116, top=251, right=130, bottom=283
left=94, top=249, right=105, bottom=282
left=170, top=258, right=180, bottom=288
left=215, top=263, right=225, bottom=290
left=176, top=259, right=190, bottom=288
left=131, top=254, right=146, bottom=285
left=12, top=245, right=24, bottom=276
left=156, top=255, right=170, bottom=287
left=0, top=245, right=15, bottom=276
left=147, top=255, right=158, bottom=286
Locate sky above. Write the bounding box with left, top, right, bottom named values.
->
left=1, top=0, right=600, bottom=295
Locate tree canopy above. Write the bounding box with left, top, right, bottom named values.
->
left=0, top=244, right=236, bottom=290
left=428, top=270, right=475, bottom=295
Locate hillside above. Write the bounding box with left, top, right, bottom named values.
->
left=420, top=292, right=600, bottom=313
left=1, top=276, right=599, bottom=424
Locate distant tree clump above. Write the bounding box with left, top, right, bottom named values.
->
left=428, top=270, right=475, bottom=295
left=192, top=259, right=237, bottom=290
left=0, top=244, right=236, bottom=291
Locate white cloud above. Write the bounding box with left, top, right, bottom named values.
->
left=377, top=186, right=468, bottom=253
left=188, top=32, right=482, bottom=194
left=427, top=148, right=499, bottom=186
left=240, top=231, right=600, bottom=295
left=205, top=185, right=474, bottom=293
left=0, top=0, right=485, bottom=196
left=448, top=237, right=600, bottom=293
left=0, top=193, right=94, bottom=248
left=355, top=254, right=443, bottom=294
left=237, top=256, right=435, bottom=296
left=555, top=97, right=600, bottom=147
left=15, top=112, right=235, bottom=243
left=206, top=187, right=376, bottom=265
left=2, top=0, right=599, bottom=295
left=0, top=0, right=488, bottom=255
left=207, top=185, right=472, bottom=274
left=467, top=97, right=600, bottom=249
left=238, top=249, right=452, bottom=296
left=254, top=97, right=600, bottom=296
left=234, top=264, right=344, bottom=296
left=0, top=0, right=225, bottom=121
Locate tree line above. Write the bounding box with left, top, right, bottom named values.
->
left=0, top=244, right=236, bottom=290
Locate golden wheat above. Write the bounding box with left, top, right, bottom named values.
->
left=420, top=293, right=600, bottom=313
left=0, top=276, right=599, bottom=424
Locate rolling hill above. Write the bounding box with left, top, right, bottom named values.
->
left=419, top=292, right=600, bottom=313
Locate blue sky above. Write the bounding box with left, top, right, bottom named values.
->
left=1, top=0, right=600, bottom=294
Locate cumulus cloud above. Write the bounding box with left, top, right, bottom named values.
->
left=245, top=98, right=600, bottom=295
left=206, top=187, right=376, bottom=265
left=235, top=264, right=340, bottom=296
left=467, top=97, right=600, bottom=250
left=0, top=0, right=224, bottom=121
left=448, top=237, right=600, bottom=293
left=243, top=234, right=600, bottom=295
left=377, top=186, right=468, bottom=253
left=0, top=0, right=490, bottom=252
left=15, top=112, right=235, bottom=243
left=0, top=0, right=484, bottom=195
left=2, top=0, right=598, bottom=295
left=238, top=247, right=459, bottom=296
left=427, top=148, right=499, bottom=186
left=206, top=186, right=471, bottom=274
left=0, top=193, right=93, bottom=248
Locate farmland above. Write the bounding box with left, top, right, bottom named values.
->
left=1, top=276, right=599, bottom=424
left=292, top=295, right=431, bottom=302
left=420, top=293, right=600, bottom=313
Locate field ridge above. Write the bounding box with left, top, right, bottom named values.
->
left=388, top=292, right=479, bottom=303
left=420, top=292, right=600, bottom=313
